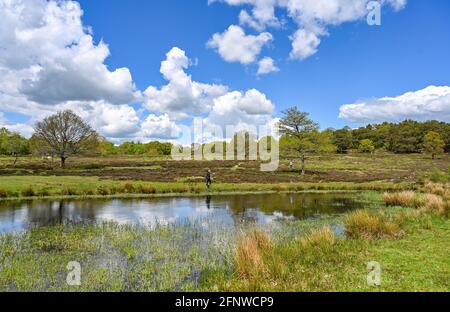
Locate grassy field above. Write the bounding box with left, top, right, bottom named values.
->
left=0, top=176, right=416, bottom=200
left=0, top=153, right=448, bottom=199
left=0, top=188, right=448, bottom=291
left=0, top=154, right=449, bottom=291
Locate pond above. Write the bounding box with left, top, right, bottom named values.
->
left=0, top=192, right=367, bottom=234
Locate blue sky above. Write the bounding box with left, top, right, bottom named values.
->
left=1, top=0, right=450, bottom=142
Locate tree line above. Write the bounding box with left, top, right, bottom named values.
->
left=331, top=120, right=450, bottom=155
left=0, top=109, right=448, bottom=168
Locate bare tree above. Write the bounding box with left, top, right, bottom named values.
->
left=279, top=107, right=319, bottom=174
left=33, top=110, right=99, bottom=167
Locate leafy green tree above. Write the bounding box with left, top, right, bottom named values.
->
left=423, top=131, right=445, bottom=159
left=33, top=110, right=99, bottom=167
left=278, top=107, right=319, bottom=174
left=0, top=129, right=29, bottom=166
left=97, top=139, right=119, bottom=156
left=332, top=126, right=353, bottom=153
left=389, top=120, right=421, bottom=153
left=358, top=139, right=375, bottom=154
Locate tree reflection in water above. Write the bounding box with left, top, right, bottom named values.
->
left=0, top=193, right=364, bottom=234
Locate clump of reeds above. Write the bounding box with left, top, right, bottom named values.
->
left=421, top=194, right=446, bottom=215
left=345, top=210, right=403, bottom=240
left=383, top=191, right=424, bottom=208
left=299, top=225, right=336, bottom=249
left=421, top=181, right=446, bottom=196
left=235, top=230, right=272, bottom=279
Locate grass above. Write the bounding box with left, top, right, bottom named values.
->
left=0, top=175, right=416, bottom=200
left=0, top=186, right=449, bottom=291
left=235, top=230, right=272, bottom=279
left=199, top=184, right=450, bottom=291
left=0, top=221, right=233, bottom=291
left=383, top=191, right=425, bottom=208
left=199, top=212, right=449, bottom=292
left=344, top=211, right=403, bottom=240
left=0, top=153, right=449, bottom=291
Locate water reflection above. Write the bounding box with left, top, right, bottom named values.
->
left=0, top=193, right=364, bottom=234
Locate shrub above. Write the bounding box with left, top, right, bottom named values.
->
left=235, top=230, right=272, bottom=278
left=383, top=191, right=424, bottom=208
left=345, top=211, right=402, bottom=240
left=358, top=139, right=375, bottom=154
left=21, top=186, right=35, bottom=197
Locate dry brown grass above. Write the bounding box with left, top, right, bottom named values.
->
left=383, top=191, right=425, bottom=208
left=422, top=181, right=447, bottom=196
left=235, top=230, right=272, bottom=278
left=420, top=194, right=447, bottom=215
left=345, top=211, right=403, bottom=240
left=300, top=226, right=336, bottom=249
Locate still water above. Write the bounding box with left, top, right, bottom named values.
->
left=0, top=193, right=365, bottom=234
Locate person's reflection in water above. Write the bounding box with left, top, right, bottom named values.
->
left=206, top=195, right=212, bottom=209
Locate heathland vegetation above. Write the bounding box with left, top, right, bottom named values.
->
left=0, top=108, right=448, bottom=199
left=0, top=108, right=449, bottom=292
left=1, top=108, right=449, bottom=167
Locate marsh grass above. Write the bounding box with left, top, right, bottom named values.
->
left=299, top=225, right=336, bottom=249
left=386, top=183, right=449, bottom=216
left=0, top=219, right=237, bottom=291
left=383, top=191, right=425, bottom=208
left=1, top=186, right=449, bottom=292
left=344, top=210, right=403, bottom=239
left=235, top=230, right=272, bottom=279
left=421, top=194, right=447, bottom=215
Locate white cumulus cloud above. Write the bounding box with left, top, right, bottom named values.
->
left=143, top=47, right=228, bottom=119
left=207, top=25, right=273, bottom=64
left=0, top=0, right=137, bottom=105
left=204, top=88, right=275, bottom=134
left=210, top=0, right=407, bottom=61
left=339, top=86, right=450, bottom=124
left=0, top=0, right=279, bottom=143
left=257, top=57, right=279, bottom=75
left=141, top=114, right=181, bottom=140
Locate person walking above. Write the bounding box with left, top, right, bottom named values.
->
left=205, top=169, right=213, bottom=189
